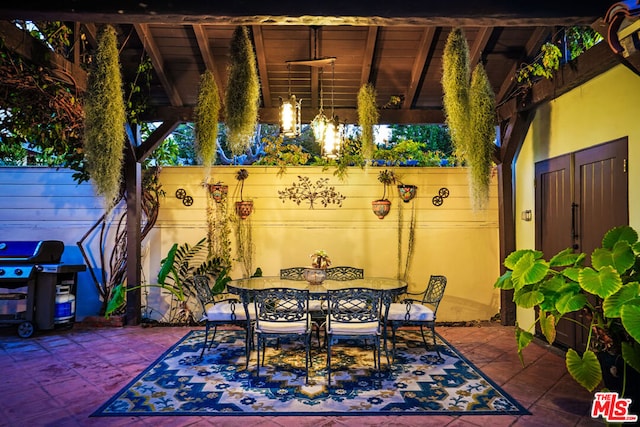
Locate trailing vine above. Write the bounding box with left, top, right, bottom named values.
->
left=357, top=83, right=379, bottom=161
left=206, top=185, right=232, bottom=267
left=195, top=69, right=221, bottom=168
left=224, top=26, right=260, bottom=156
left=83, top=24, right=126, bottom=209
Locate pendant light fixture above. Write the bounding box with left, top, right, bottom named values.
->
left=280, top=63, right=301, bottom=137
left=322, top=60, right=343, bottom=159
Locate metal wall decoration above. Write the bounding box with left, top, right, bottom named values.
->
left=432, top=187, right=450, bottom=206
left=175, top=188, right=194, bottom=206
left=278, top=176, right=346, bottom=209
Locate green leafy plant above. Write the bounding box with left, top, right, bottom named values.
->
left=495, top=225, right=640, bottom=394
left=83, top=24, right=126, bottom=209
left=377, top=169, right=396, bottom=201
left=224, top=26, right=260, bottom=156
left=516, top=42, right=562, bottom=85
left=106, top=238, right=227, bottom=322
left=195, top=69, right=221, bottom=167
left=254, top=134, right=310, bottom=175
left=357, top=83, right=379, bottom=161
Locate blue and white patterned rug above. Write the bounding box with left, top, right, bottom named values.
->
left=92, top=329, right=529, bottom=417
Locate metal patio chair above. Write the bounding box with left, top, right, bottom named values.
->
left=192, top=275, right=255, bottom=368
left=279, top=267, right=307, bottom=281
left=325, top=287, right=387, bottom=386
left=384, top=275, right=447, bottom=362
left=325, top=266, right=364, bottom=281
left=254, top=287, right=313, bottom=384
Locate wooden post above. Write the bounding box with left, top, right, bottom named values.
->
left=124, top=140, right=142, bottom=326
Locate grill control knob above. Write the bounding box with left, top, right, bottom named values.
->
left=15, top=268, right=23, bottom=276
left=0, top=268, right=4, bottom=276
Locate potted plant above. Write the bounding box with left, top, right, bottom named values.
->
left=495, top=225, right=640, bottom=402
left=207, top=181, right=228, bottom=203
left=303, top=249, right=332, bottom=285
left=372, top=169, right=395, bottom=219
left=235, top=168, right=252, bottom=219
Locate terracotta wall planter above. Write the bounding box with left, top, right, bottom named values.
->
left=235, top=200, right=253, bottom=219
left=397, top=184, right=417, bottom=202
left=371, top=199, right=391, bottom=219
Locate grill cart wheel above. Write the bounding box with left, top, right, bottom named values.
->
left=17, top=321, right=34, bottom=338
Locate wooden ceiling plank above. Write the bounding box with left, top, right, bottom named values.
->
left=469, top=26, right=493, bottom=67
left=133, top=23, right=184, bottom=106
left=192, top=24, right=225, bottom=92
left=496, top=27, right=550, bottom=103
left=404, top=27, right=435, bottom=109
left=252, top=25, right=272, bottom=108
left=0, top=21, right=88, bottom=91
left=360, top=26, right=378, bottom=85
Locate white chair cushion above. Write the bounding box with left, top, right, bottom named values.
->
left=203, top=302, right=255, bottom=322
left=255, top=318, right=311, bottom=334
left=386, top=302, right=434, bottom=321
left=308, top=300, right=324, bottom=312
left=326, top=317, right=380, bottom=335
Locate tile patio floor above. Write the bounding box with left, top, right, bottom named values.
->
left=0, top=322, right=606, bottom=426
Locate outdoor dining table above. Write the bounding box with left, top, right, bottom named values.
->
left=227, top=276, right=408, bottom=302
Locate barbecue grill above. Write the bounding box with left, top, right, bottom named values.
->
left=0, top=240, right=86, bottom=337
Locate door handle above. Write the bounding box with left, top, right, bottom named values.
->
left=571, top=203, right=579, bottom=250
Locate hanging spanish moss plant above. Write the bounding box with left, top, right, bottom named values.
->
left=441, top=28, right=470, bottom=159
left=357, top=83, right=379, bottom=161
left=224, top=26, right=260, bottom=156
left=469, top=64, right=496, bottom=211
left=195, top=69, right=220, bottom=168
left=442, top=27, right=496, bottom=211
left=83, top=24, right=126, bottom=210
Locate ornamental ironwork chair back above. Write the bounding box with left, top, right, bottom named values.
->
left=279, top=267, right=307, bottom=281
left=192, top=275, right=254, bottom=368
left=385, top=275, right=447, bottom=362
left=281, top=266, right=324, bottom=344
left=325, top=266, right=364, bottom=281
left=325, top=287, right=387, bottom=386
left=254, top=287, right=312, bottom=384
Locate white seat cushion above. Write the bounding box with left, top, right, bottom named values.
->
left=326, top=317, right=380, bottom=335
left=308, top=300, right=324, bottom=312
left=255, top=318, right=311, bottom=334
left=203, top=302, right=255, bottom=322
left=386, top=302, right=434, bottom=321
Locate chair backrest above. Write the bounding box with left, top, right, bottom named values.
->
left=327, top=288, right=382, bottom=325
left=254, top=287, right=309, bottom=323
left=279, top=267, right=307, bottom=281
left=422, top=275, right=447, bottom=314
left=190, top=275, right=216, bottom=313
left=325, top=266, right=364, bottom=281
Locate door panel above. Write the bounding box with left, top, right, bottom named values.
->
left=535, top=137, right=628, bottom=352
left=535, top=155, right=574, bottom=348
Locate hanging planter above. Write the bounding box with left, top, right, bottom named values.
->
left=234, top=168, right=252, bottom=219
left=225, top=26, right=260, bottom=156
left=372, top=169, right=395, bottom=219
left=357, top=83, right=379, bottom=161
left=397, top=184, right=417, bottom=202
left=83, top=24, right=126, bottom=210
left=208, top=182, right=228, bottom=203
left=195, top=69, right=221, bottom=167
left=441, top=27, right=496, bottom=211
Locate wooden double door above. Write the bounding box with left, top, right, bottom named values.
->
left=534, top=137, right=628, bottom=351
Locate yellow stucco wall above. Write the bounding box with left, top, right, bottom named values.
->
left=149, top=165, right=501, bottom=322
left=514, top=63, right=640, bottom=328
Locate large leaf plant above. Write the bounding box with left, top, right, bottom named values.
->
left=495, top=225, right=640, bottom=393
